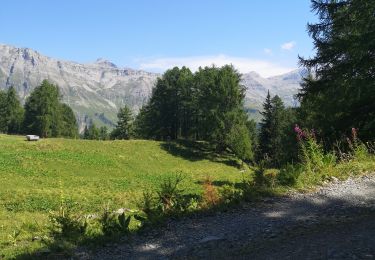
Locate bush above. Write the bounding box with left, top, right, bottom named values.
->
left=219, top=184, right=242, bottom=204
left=202, top=177, right=220, bottom=207
left=156, top=173, right=185, bottom=212
left=278, top=164, right=302, bottom=186
left=99, top=206, right=131, bottom=236
left=253, top=162, right=279, bottom=189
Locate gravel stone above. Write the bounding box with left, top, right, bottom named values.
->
left=81, top=174, right=375, bottom=259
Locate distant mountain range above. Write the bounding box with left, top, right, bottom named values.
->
left=0, top=44, right=305, bottom=130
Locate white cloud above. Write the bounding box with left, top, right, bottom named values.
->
left=281, top=41, right=296, bottom=51
left=137, top=54, right=295, bottom=78
left=264, top=48, right=273, bottom=55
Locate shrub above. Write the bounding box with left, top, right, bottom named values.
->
left=135, top=190, right=162, bottom=226
left=294, top=125, right=337, bottom=184
left=201, top=177, right=220, bottom=207
left=278, top=163, right=302, bottom=186
left=156, top=173, right=185, bottom=212
left=263, top=169, right=279, bottom=189
left=99, top=206, right=131, bottom=236
left=48, top=207, right=87, bottom=241
left=219, top=184, right=242, bottom=204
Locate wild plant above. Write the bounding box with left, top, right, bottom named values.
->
left=156, top=173, right=185, bottom=212
left=48, top=181, right=87, bottom=242
left=294, top=125, right=336, bottom=177
left=201, top=176, right=220, bottom=207
left=48, top=201, right=87, bottom=242
left=99, top=205, right=131, bottom=235
left=8, top=229, right=21, bottom=246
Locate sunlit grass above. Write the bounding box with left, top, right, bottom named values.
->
left=0, top=134, right=247, bottom=258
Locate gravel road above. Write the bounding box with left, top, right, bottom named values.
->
left=80, top=174, right=375, bottom=259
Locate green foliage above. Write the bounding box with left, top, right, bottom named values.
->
left=299, top=0, right=375, bottom=143
left=111, top=106, right=133, bottom=140
left=0, top=86, right=24, bottom=134
left=60, top=104, right=79, bottom=138
left=99, top=206, right=131, bottom=236
left=48, top=204, right=87, bottom=242
left=227, top=122, right=253, bottom=162
left=99, top=126, right=109, bottom=140
left=23, top=80, right=78, bottom=138
left=277, top=163, right=302, bottom=186
left=134, top=65, right=254, bottom=160
left=253, top=162, right=279, bottom=189
left=258, top=92, right=298, bottom=166
left=156, top=173, right=185, bottom=212
left=83, top=123, right=100, bottom=140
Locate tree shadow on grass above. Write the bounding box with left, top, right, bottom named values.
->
left=160, top=140, right=242, bottom=168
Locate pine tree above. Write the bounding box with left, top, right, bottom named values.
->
left=111, top=106, right=133, bottom=140
left=299, top=0, right=375, bottom=142
left=196, top=65, right=247, bottom=150
left=99, top=126, right=109, bottom=140
left=133, top=65, right=253, bottom=160
left=23, top=80, right=77, bottom=138
left=0, top=87, right=24, bottom=134
left=23, top=80, right=60, bottom=137
left=258, top=91, right=273, bottom=161
left=258, top=93, right=289, bottom=166
left=0, top=90, right=8, bottom=133
left=59, top=104, right=78, bottom=138
left=89, top=124, right=99, bottom=140
left=269, top=95, right=285, bottom=166
left=83, top=125, right=90, bottom=139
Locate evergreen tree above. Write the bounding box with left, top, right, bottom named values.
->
left=258, top=91, right=273, bottom=161
left=23, top=80, right=61, bottom=137
left=196, top=65, right=247, bottom=151
left=83, top=125, right=90, bottom=139
left=258, top=93, right=290, bottom=166
left=0, top=90, right=8, bottom=133
left=299, top=0, right=375, bottom=142
left=0, top=87, right=24, bottom=134
left=59, top=104, right=78, bottom=138
left=89, top=124, right=100, bottom=140
left=99, top=126, right=109, bottom=140
left=133, top=65, right=253, bottom=160
left=227, top=121, right=253, bottom=162
left=83, top=123, right=99, bottom=140
left=111, top=105, right=133, bottom=140
left=23, top=80, right=77, bottom=138
left=269, top=95, right=285, bottom=166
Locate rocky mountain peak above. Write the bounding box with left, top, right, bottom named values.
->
left=0, top=43, right=303, bottom=130
left=94, top=58, right=117, bottom=68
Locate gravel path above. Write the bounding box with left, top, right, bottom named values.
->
left=80, top=174, right=375, bottom=259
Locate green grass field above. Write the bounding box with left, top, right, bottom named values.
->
left=0, top=134, right=247, bottom=258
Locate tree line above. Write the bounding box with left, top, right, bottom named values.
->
left=0, top=80, right=78, bottom=138
left=1, top=0, right=373, bottom=168
left=258, top=0, right=375, bottom=166
left=132, top=65, right=256, bottom=161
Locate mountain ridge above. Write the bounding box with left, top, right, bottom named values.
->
left=0, top=43, right=304, bottom=130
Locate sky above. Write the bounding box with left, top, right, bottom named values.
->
left=0, top=0, right=317, bottom=77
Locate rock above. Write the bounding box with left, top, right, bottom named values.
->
left=199, top=235, right=223, bottom=243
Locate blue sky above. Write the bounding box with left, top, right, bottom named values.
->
left=0, top=0, right=317, bottom=77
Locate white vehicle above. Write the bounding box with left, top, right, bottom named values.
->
left=26, top=135, right=40, bottom=141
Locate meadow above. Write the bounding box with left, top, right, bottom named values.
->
left=0, top=134, right=247, bottom=258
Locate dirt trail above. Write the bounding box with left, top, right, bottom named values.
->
left=81, top=175, right=375, bottom=259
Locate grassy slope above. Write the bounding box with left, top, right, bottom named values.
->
left=0, top=134, right=246, bottom=258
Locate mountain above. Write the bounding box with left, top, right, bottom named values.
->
left=242, top=69, right=306, bottom=120
left=0, top=44, right=304, bottom=130
left=0, top=44, right=159, bottom=131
